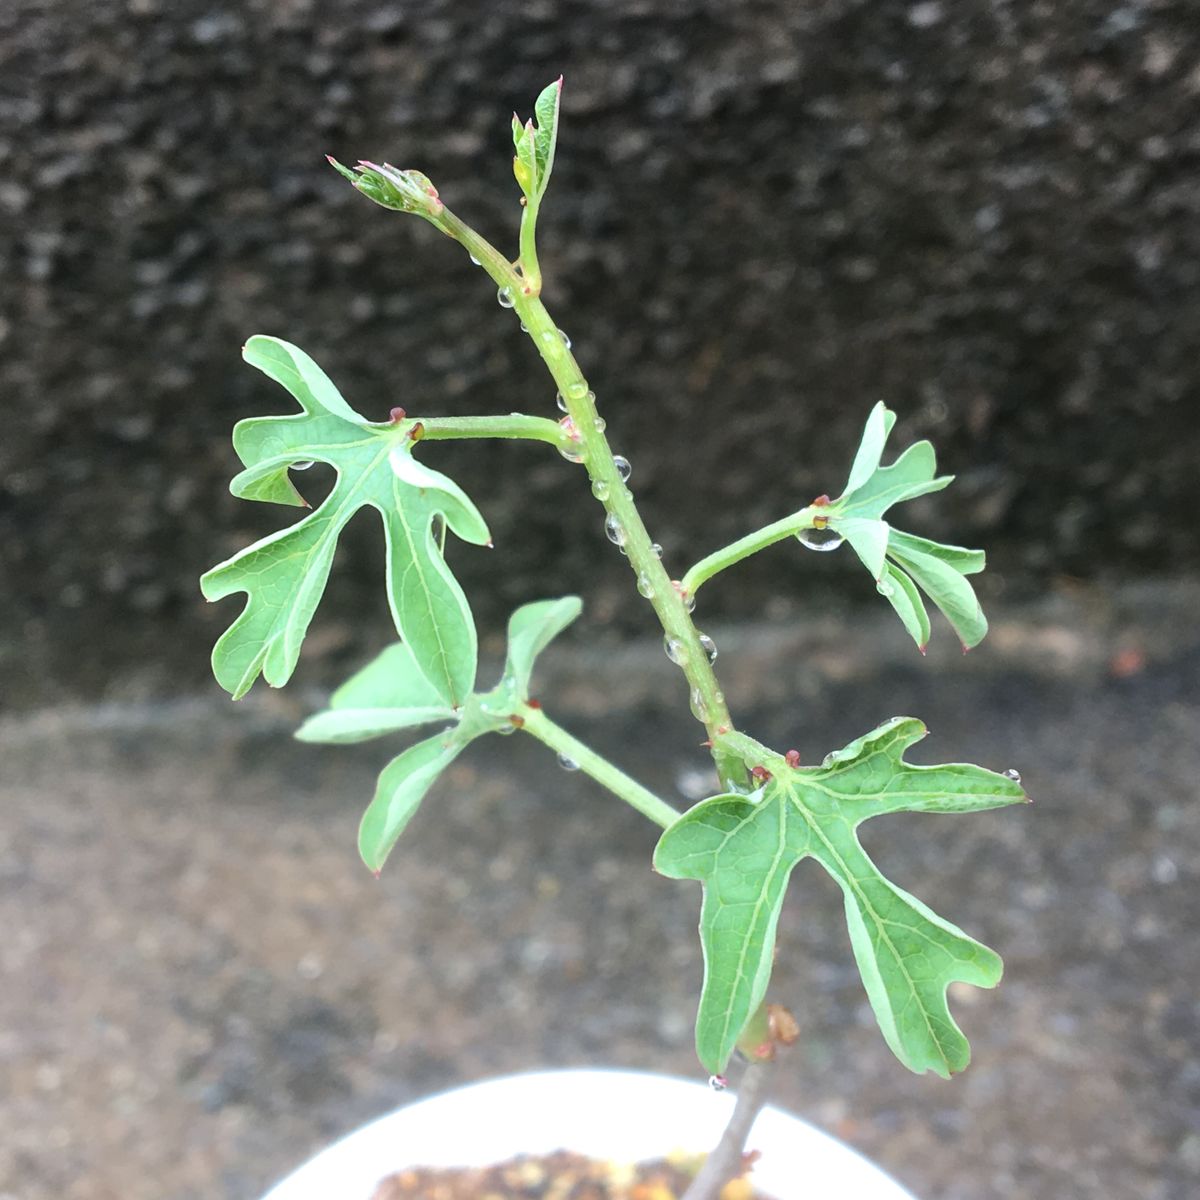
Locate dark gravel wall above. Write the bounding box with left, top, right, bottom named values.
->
left=2, top=0, right=1198, bottom=704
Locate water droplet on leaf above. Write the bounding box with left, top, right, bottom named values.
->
left=497, top=286, right=515, bottom=308
left=797, top=527, right=845, bottom=552
left=876, top=578, right=895, bottom=597
left=708, top=1074, right=728, bottom=1092
left=291, top=461, right=314, bottom=471
left=1003, top=768, right=1022, bottom=782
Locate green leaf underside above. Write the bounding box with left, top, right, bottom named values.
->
left=502, top=596, right=582, bottom=696
left=359, top=732, right=462, bottom=871
left=295, top=643, right=455, bottom=743
left=200, top=337, right=488, bottom=703
left=828, top=404, right=987, bottom=650
left=296, top=597, right=583, bottom=870
left=654, top=718, right=1027, bottom=1077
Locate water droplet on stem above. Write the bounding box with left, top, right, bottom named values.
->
left=697, top=633, right=718, bottom=663
left=557, top=753, right=580, bottom=772
left=604, top=514, right=627, bottom=547
left=1003, top=768, right=1022, bottom=783
left=663, top=635, right=689, bottom=666
left=798, top=527, right=845, bottom=552
left=497, top=286, right=515, bottom=309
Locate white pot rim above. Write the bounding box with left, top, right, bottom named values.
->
left=262, top=1068, right=918, bottom=1200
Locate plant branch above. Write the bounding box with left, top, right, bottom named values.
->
left=419, top=413, right=567, bottom=447
left=682, top=508, right=820, bottom=599
left=436, top=203, right=748, bottom=792
left=520, top=704, right=680, bottom=829
left=681, top=1057, right=779, bottom=1200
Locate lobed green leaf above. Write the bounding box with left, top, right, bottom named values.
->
left=655, top=718, right=1027, bottom=1077
left=200, top=336, right=488, bottom=703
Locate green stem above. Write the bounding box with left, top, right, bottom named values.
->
left=682, top=508, right=819, bottom=599
left=518, top=198, right=542, bottom=297
left=521, top=705, right=680, bottom=829
left=438, top=205, right=745, bottom=792
left=420, top=414, right=567, bottom=447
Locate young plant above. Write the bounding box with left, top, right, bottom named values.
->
left=202, top=80, right=1028, bottom=1196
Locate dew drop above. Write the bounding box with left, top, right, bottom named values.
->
left=591, top=478, right=610, bottom=501
left=469, top=254, right=481, bottom=266
left=876, top=578, right=895, bottom=597
left=637, top=571, right=655, bottom=599
left=650, top=543, right=663, bottom=559
left=690, top=687, right=710, bottom=722
left=497, top=286, right=515, bottom=309
left=567, top=382, right=588, bottom=400
left=558, top=416, right=586, bottom=463
left=556, top=391, right=568, bottom=412
left=520, top=321, right=529, bottom=333
left=291, top=461, right=315, bottom=471
left=558, top=328, right=572, bottom=349
left=664, top=635, right=689, bottom=666
left=604, top=514, right=627, bottom=546
left=672, top=581, right=697, bottom=613
left=1003, top=768, right=1022, bottom=783
left=797, top=527, right=845, bottom=552
left=540, top=329, right=564, bottom=356
left=613, top=455, right=632, bottom=482
left=557, top=753, right=580, bottom=772
left=697, top=632, right=718, bottom=664
left=593, top=416, right=607, bottom=432
left=708, top=1074, right=728, bottom=1092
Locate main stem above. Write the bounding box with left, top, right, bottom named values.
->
left=439, top=206, right=747, bottom=792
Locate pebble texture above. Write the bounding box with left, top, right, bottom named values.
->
left=1, top=588, right=1196, bottom=1200
left=2, top=1, right=1199, bottom=704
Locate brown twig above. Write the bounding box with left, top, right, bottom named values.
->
left=680, top=1055, right=778, bottom=1200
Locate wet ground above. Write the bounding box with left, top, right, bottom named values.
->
left=2, top=581, right=1197, bottom=1200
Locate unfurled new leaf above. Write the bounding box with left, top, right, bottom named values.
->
left=201, top=336, right=488, bottom=703
left=328, top=158, right=446, bottom=225
left=826, top=402, right=987, bottom=650
left=511, top=78, right=563, bottom=205
left=654, top=718, right=1028, bottom=1078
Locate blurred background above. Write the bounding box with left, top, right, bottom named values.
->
left=1, top=1, right=1197, bottom=1198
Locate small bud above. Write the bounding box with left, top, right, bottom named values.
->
left=526, top=698, right=542, bottom=710
left=750, top=765, right=772, bottom=783
left=811, top=493, right=831, bottom=506
left=785, top=749, right=801, bottom=768
left=767, top=1003, right=800, bottom=1046
left=812, top=514, right=830, bottom=530
left=509, top=714, right=525, bottom=729
left=389, top=406, right=406, bottom=423
left=408, top=421, right=425, bottom=441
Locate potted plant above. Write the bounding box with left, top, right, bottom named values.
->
left=201, top=80, right=1028, bottom=1199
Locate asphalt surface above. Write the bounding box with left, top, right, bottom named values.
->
left=2, top=582, right=1196, bottom=1200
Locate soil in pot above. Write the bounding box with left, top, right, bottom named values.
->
left=371, top=1150, right=768, bottom=1199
